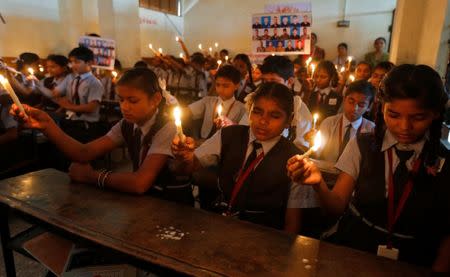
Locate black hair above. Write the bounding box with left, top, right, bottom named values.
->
left=345, top=80, right=375, bottom=104
left=68, top=46, right=94, bottom=62
left=375, top=37, right=386, bottom=44
left=375, top=64, right=448, bottom=166
left=190, top=52, right=206, bottom=65
left=133, top=60, right=149, bottom=68
left=338, top=42, right=348, bottom=50
left=219, top=49, right=229, bottom=56
left=87, top=33, right=101, bottom=37
left=252, top=82, right=294, bottom=121
left=373, top=61, right=395, bottom=72
left=356, top=61, right=373, bottom=78
left=114, top=59, right=123, bottom=71
left=17, top=52, right=40, bottom=71
left=233, top=53, right=255, bottom=86
left=260, top=55, right=294, bottom=81
left=216, top=65, right=241, bottom=84
left=311, top=32, right=317, bottom=41
left=316, top=60, right=339, bottom=87
left=117, top=67, right=161, bottom=97
left=46, top=54, right=69, bottom=68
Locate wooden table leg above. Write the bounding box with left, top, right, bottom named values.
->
left=0, top=206, right=16, bottom=277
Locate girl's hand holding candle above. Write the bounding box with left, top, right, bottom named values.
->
left=0, top=74, right=28, bottom=120
left=173, top=106, right=186, bottom=144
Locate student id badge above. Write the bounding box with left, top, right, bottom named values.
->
left=377, top=245, right=399, bottom=260
left=65, top=110, right=75, bottom=119
left=328, top=98, right=337, bottom=105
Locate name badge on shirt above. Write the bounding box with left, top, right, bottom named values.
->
left=328, top=98, right=337, bottom=106
left=65, top=111, right=75, bottom=119
left=377, top=245, right=399, bottom=260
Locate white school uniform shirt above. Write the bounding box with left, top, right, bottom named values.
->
left=38, top=73, right=74, bottom=98
left=178, top=66, right=208, bottom=98
left=317, top=113, right=375, bottom=163
left=195, top=129, right=320, bottom=209
left=189, top=96, right=247, bottom=139
left=67, top=72, right=104, bottom=122
left=106, top=112, right=177, bottom=162
left=314, top=86, right=332, bottom=103
left=335, top=129, right=426, bottom=197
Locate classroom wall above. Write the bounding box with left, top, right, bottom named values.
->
left=183, top=0, right=396, bottom=62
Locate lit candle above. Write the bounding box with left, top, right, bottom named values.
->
left=214, top=42, right=219, bottom=48
left=340, top=66, right=345, bottom=73
left=217, top=103, right=223, bottom=118
left=0, top=75, right=28, bottom=120
left=312, top=113, right=319, bottom=129
left=179, top=53, right=184, bottom=58
left=148, top=44, right=159, bottom=55
left=225, top=55, right=229, bottom=63
left=209, top=47, right=212, bottom=54
left=348, top=74, right=355, bottom=83
left=310, top=63, right=316, bottom=78
left=27, top=67, right=35, bottom=76
left=158, top=48, right=163, bottom=54
left=175, top=36, right=179, bottom=42
left=173, top=106, right=185, bottom=143
left=38, top=64, right=44, bottom=73
left=347, top=56, right=352, bottom=70
left=299, top=131, right=322, bottom=159
left=198, top=44, right=202, bottom=50
left=216, top=60, right=222, bottom=69
left=112, top=71, right=118, bottom=78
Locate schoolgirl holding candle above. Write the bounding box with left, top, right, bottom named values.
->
left=307, top=60, right=342, bottom=120
left=11, top=67, right=193, bottom=204
left=172, top=82, right=319, bottom=234
left=287, top=64, right=450, bottom=271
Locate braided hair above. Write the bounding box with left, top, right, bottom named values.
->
left=376, top=64, right=448, bottom=166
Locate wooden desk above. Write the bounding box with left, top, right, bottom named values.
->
left=0, top=169, right=429, bottom=277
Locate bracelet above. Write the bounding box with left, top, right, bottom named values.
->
left=101, top=171, right=112, bottom=189
left=97, top=169, right=107, bottom=188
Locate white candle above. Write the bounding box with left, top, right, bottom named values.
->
left=347, top=56, right=352, bottom=70
left=313, top=113, right=319, bottom=129
left=173, top=106, right=185, bottom=143
left=225, top=55, right=229, bottom=63
left=112, top=71, right=118, bottom=78
left=305, top=57, right=312, bottom=67
left=0, top=75, right=28, bottom=120
left=216, top=60, right=222, bottom=69
left=148, top=44, right=159, bottom=55
left=299, top=131, right=322, bottom=159
left=214, top=42, right=219, bottom=48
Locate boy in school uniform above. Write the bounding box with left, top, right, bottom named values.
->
left=56, top=46, right=105, bottom=143
left=177, top=53, right=207, bottom=105
left=241, top=55, right=313, bottom=150
left=310, top=80, right=375, bottom=163
left=187, top=65, right=246, bottom=141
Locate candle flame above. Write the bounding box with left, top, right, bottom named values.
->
left=27, top=67, right=34, bottom=75
left=173, top=106, right=182, bottom=127
left=112, top=71, right=118, bottom=78
left=313, top=113, right=319, bottom=122
left=340, top=66, right=345, bottom=73
left=175, top=36, right=179, bottom=42
left=39, top=65, right=44, bottom=72
left=349, top=74, right=355, bottom=82
left=149, top=43, right=153, bottom=49
left=179, top=53, right=184, bottom=58
left=225, top=55, right=229, bottom=61
left=347, top=56, right=352, bottom=63
left=158, top=48, right=163, bottom=54
left=311, top=131, right=322, bottom=152
left=209, top=47, right=212, bottom=52
left=217, top=60, right=222, bottom=66
left=198, top=43, right=202, bottom=50
left=0, top=74, right=7, bottom=85
left=217, top=104, right=223, bottom=117
left=306, top=57, right=312, bottom=66
left=214, top=42, right=219, bottom=48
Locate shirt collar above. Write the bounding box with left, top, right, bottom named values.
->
left=134, top=110, right=157, bottom=136
left=315, top=86, right=331, bottom=96
left=77, top=71, right=93, bottom=80
left=342, top=114, right=362, bottom=130
left=248, top=129, right=281, bottom=154
left=381, top=129, right=427, bottom=154
left=218, top=96, right=235, bottom=107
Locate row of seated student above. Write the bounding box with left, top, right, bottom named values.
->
left=9, top=52, right=450, bottom=272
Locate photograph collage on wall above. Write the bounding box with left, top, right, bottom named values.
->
left=78, top=36, right=116, bottom=70
left=251, top=13, right=312, bottom=55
